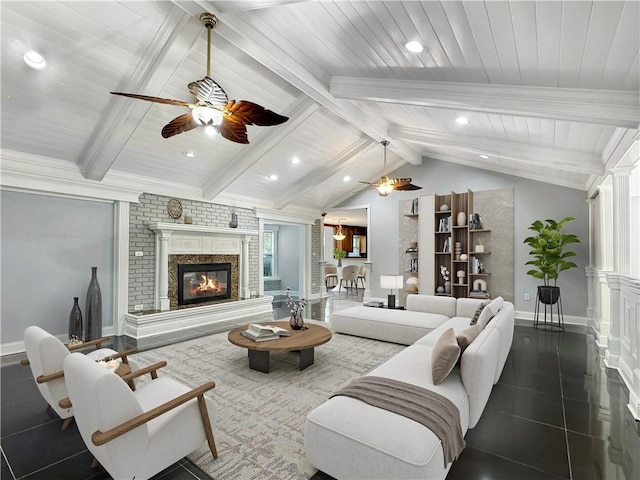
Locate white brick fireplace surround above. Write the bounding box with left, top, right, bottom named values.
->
left=124, top=223, right=273, bottom=338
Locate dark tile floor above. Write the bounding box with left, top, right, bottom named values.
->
left=311, top=325, right=640, bottom=480
left=3, top=294, right=639, bottom=480
left=0, top=291, right=362, bottom=480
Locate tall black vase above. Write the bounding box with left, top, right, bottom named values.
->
left=68, top=297, right=83, bottom=344
left=85, top=266, right=102, bottom=340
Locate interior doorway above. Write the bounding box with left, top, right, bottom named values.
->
left=263, top=222, right=304, bottom=298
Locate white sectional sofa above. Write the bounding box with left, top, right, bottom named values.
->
left=305, top=295, right=515, bottom=480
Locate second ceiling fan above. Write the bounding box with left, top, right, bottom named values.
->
left=359, top=141, right=422, bottom=196
left=110, top=13, right=288, bottom=144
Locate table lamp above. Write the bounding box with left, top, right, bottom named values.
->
left=380, top=274, right=404, bottom=308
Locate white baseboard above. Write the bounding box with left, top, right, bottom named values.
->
left=1, top=326, right=116, bottom=356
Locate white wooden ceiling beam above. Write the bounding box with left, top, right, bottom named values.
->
left=202, top=95, right=320, bottom=200
left=80, top=7, right=202, bottom=181
left=331, top=76, right=639, bottom=129
left=273, top=137, right=378, bottom=210
left=174, top=1, right=422, bottom=166
left=390, top=126, right=605, bottom=176
left=425, top=151, right=587, bottom=191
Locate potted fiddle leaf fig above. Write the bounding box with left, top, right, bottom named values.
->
left=523, top=217, right=580, bottom=304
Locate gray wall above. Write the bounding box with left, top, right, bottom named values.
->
left=1, top=190, right=115, bottom=343
left=128, top=193, right=259, bottom=311
left=340, top=158, right=589, bottom=317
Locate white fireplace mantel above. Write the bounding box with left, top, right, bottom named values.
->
left=148, top=222, right=259, bottom=310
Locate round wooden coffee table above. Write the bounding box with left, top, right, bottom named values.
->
left=228, top=321, right=332, bottom=373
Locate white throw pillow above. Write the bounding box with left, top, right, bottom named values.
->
left=477, top=304, right=495, bottom=328
left=431, top=328, right=461, bottom=385
left=488, top=296, right=504, bottom=316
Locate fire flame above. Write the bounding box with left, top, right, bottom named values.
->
left=191, top=274, right=223, bottom=295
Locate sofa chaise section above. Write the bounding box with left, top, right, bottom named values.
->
left=330, top=295, right=458, bottom=345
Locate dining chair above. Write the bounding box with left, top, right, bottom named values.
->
left=64, top=352, right=218, bottom=480
left=325, top=264, right=338, bottom=288
left=22, top=326, right=137, bottom=430
left=357, top=264, right=367, bottom=288
left=339, top=265, right=360, bottom=293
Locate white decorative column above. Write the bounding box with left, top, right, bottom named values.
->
left=364, top=261, right=372, bottom=298
left=241, top=235, right=251, bottom=299
left=586, top=198, right=598, bottom=336
left=114, top=201, right=130, bottom=335
left=612, top=166, right=633, bottom=274
left=157, top=232, right=172, bottom=311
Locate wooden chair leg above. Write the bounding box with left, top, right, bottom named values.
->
left=61, top=417, right=73, bottom=431
left=196, top=394, right=218, bottom=459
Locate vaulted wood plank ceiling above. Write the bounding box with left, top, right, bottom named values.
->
left=1, top=1, right=638, bottom=216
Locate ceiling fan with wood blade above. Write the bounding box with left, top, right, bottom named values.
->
left=110, top=13, right=288, bottom=144
left=359, top=140, right=422, bottom=196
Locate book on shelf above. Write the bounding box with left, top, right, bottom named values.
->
left=240, top=331, right=280, bottom=342
left=469, top=290, right=490, bottom=299
left=246, top=323, right=291, bottom=337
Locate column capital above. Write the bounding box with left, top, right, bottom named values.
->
left=611, top=165, right=635, bottom=177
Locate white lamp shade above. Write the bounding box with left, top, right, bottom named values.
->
left=380, top=274, right=404, bottom=290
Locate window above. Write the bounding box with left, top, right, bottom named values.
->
left=263, top=230, right=277, bottom=278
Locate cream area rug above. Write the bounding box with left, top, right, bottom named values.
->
left=135, top=324, right=405, bottom=480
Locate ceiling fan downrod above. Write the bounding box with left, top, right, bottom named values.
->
left=200, top=13, right=218, bottom=78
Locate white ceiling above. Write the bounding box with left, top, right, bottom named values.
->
left=2, top=1, right=638, bottom=216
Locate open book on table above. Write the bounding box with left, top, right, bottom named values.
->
left=245, top=323, right=291, bottom=338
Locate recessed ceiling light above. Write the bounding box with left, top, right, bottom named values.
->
left=183, top=149, right=197, bottom=158
left=456, top=117, right=469, bottom=125
left=343, top=175, right=351, bottom=182
left=267, top=174, right=278, bottom=181
left=405, top=41, right=424, bottom=53
left=479, top=154, right=489, bottom=159
left=291, top=157, right=301, bottom=165
left=23, top=50, right=46, bottom=70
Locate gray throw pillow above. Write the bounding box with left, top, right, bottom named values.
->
left=456, top=324, right=483, bottom=351
left=431, top=328, right=461, bottom=385
left=470, top=302, right=488, bottom=325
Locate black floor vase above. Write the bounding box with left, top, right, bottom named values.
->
left=85, top=266, right=102, bottom=340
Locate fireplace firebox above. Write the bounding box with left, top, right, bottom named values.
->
left=177, top=263, right=232, bottom=306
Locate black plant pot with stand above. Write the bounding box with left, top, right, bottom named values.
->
left=534, top=286, right=564, bottom=331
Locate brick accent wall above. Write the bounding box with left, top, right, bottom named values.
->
left=128, top=193, right=259, bottom=312
left=312, top=219, right=322, bottom=295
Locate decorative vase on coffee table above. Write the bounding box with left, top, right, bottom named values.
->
left=85, top=267, right=102, bottom=340
left=289, top=311, right=304, bottom=330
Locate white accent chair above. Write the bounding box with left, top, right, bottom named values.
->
left=63, top=352, right=219, bottom=480
left=22, top=326, right=136, bottom=430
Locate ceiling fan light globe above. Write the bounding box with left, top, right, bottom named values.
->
left=192, top=106, right=223, bottom=126
left=204, top=125, right=217, bottom=137
left=376, top=177, right=394, bottom=197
